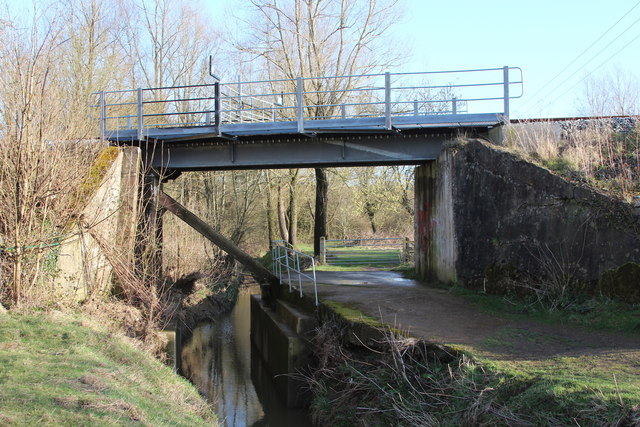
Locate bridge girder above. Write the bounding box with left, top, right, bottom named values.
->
left=128, top=128, right=495, bottom=172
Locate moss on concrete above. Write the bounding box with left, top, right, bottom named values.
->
left=73, top=146, right=120, bottom=209
left=598, top=262, right=640, bottom=303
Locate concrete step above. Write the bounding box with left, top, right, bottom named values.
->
left=275, top=299, right=318, bottom=337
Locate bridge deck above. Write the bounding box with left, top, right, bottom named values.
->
left=97, top=67, right=522, bottom=170
left=107, top=112, right=503, bottom=142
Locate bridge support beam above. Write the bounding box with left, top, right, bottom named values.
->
left=136, top=172, right=164, bottom=283
left=158, top=191, right=279, bottom=286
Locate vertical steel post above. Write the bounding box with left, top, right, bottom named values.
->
left=214, top=81, right=221, bottom=136
left=99, top=91, right=106, bottom=141
left=413, top=100, right=418, bottom=117
left=296, top=77, right=304, bottom=133
left=237, top=76, right=242, bottom=123
left=503, top=66, right=510, bottom=120
left=341, top=104, right=346, bottom=119
left=384, top=72, right=392, bottom=130
left=452, top=97, right=458, bottom=115
left=137, top=88, right=144, bottom=141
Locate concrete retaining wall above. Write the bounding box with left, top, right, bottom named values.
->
left=55, top=147, right=141, bottom=300
left=415, top=138, right=640, bottom=301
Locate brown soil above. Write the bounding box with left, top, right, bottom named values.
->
left=300, top=271, right=640, bottom=363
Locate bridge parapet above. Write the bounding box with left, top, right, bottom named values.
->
left=96, top=67, right=522, bottom=143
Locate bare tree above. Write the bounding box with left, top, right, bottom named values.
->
left=120, top=0, right=222, bottom=90
left=579, top=68, right=640, bottom=116
left=0, top=12, right=98, bottom=305
left=237, top=0, right=402, bottom=255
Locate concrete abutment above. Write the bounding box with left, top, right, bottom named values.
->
left=414, top=138, right=640, bottom=301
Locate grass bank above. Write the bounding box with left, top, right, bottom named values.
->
left=0, top=311, right=218, bottom=426
left=307, top=302, right=640, bottom=426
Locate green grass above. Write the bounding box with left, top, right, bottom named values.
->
left=322, top=300, right=387, bottom=329
left=0, top=311, right=218, bottom=426
left=451, top=286, right=640, bottom=334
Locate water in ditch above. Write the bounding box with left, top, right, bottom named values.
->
left=180, top=286, right=313, bottom=427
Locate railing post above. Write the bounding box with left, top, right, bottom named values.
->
left=320, top=236, right=326, bottom=264
left=285, top=248, right=292, bottom=293
left=205, top=111, right=211, bottom=126
left=137, top=88, right=144, bottom=141
left=237, top=76, right=243, bottom=123
left=503, top=65, right=510, bottom=121
left=384, top=72, right=392, bottom=130
left=341, top=104, right=346, bottom=119
left=296, top=77, right=304, bottom=133
left=452, top=97, right=458, bottom=115
left=413, top=99, right=418, bottom=117
left=214, top=81, right=221, bottom=136
left=99, top=91, right=106, bottom=141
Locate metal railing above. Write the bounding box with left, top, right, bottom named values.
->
left=95, top=66, right=523, bottom=140
left=320, top=237, right=413, bottom=266
left=271, top=241, right=318, bottom=306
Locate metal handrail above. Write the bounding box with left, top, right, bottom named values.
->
left=95, top=66, right=523, bottom=140
left=271, top=241, right=318, bottom=306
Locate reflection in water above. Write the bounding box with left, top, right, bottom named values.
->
left=181, top=287, right=312, bottom=427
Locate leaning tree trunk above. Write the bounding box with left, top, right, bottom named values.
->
left=313, top=167, right=328, bottom=257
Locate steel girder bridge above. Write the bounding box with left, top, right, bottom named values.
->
left=96, top=66, right=523, bottom=171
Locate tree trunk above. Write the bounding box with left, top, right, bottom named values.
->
left=364, top=201, right=377, bottom=234
left=314, top=167, right=328, bottom=257
left=287, top=169, right=299, bottom=246
left=277, top=185, right=289, bottom=242
left=265, top=171, right=277, bottom=249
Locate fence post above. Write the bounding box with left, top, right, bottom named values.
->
left=137, top=88, right=144, bottom=141
left=503, top=65, right=510, bottom=121
left=452, top=97, right=458, bottom=115
left=296, top=77, right=305, bottom=133
left=99, top=91, right=106, bottom=141
left=320, top=237, right=326, bottom=264
left=384, top=72, right=392, bottom=130
left=403, top=237, right=411, bottom=264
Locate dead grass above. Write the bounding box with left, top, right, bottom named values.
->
left=305, top=321, right=638, bottom=426
left=506, top=120, right=640, bottom=201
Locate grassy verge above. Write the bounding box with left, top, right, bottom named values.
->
left=0, top=311, right=218, bottom=426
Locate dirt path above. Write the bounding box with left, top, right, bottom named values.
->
left=300, top=271, right=640, bottom=362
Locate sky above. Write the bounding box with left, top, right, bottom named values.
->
left=209, top=0, right=640, bottom=119
left=4, top=0, right=640, bottom=119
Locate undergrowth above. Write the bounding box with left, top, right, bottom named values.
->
left=306, top=322, right=640, bottom=426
